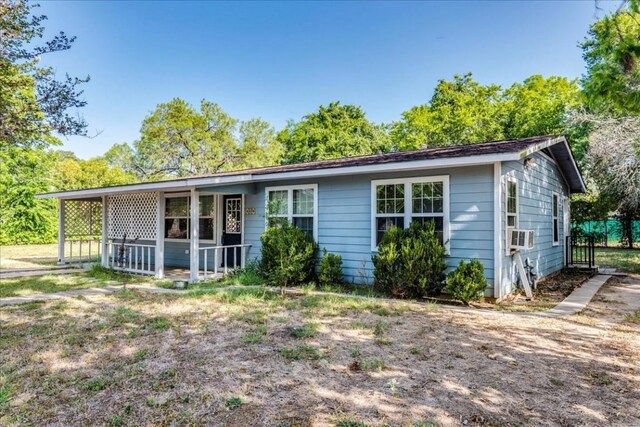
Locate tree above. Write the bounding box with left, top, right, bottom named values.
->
left=102, top=143, right=139, bottom=176
left=584, top=114, right=640, bottom=247
left=391, top=74, right=587, bottom=158
left=580, top=7, right=640, bottom=114
left=0, top=146, right=57, bottom=244
left=391, top=74, right=505, bottom=151
left=132, top=98, right=238, bottom=178
left=51, top=151, right=136, bottom=191
left=235, top=118, right=283, bottom=169
left=278, top=101, right=390, bottom=164
left=0, top=0, right=89, bottom=149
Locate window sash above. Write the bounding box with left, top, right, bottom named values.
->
left=266, top=185, right=317, bottom=239
left=164, top=195, right=216, bottom=241
left=552, top=193, right=559, bottom=244
left=372, top=177, right=448, bottom=250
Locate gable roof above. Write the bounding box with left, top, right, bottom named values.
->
left=37, top=134, right=586, bottom=199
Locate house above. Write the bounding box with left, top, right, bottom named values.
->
left=37, top=135, right=585, bottom=299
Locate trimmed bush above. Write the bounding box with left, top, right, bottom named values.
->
left=372, top=221, right=447, bottom=298
left=259, top=223, right=319, bottom=289
left=319, top=249, right=343, bottom=286
left=445, top=259, right=489, bottom=303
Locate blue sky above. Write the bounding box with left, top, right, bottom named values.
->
left=39, top=1, right=618, bottom=159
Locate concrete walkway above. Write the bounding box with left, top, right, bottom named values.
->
left=535, top=274, right=611, bottom=317
left=0, top=284, right=181, bottom=307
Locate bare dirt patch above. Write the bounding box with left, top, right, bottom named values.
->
left=1, top=284, right=639, bottom=426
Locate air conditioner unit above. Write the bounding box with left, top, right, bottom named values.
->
left=509, top=229, right=534, bottom=250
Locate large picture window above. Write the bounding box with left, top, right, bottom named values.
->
left=164, top=194, right=216, bottom=241
left=265, top=185, right=318, bottom=240
left=552, top=192, right=559, bottom=246
left=371, top=176, right=449, bottom=250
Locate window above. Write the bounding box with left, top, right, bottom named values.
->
left=265, top=185, right=317, bottom=240
left=506, top=178, right=518, bottom=228
left=371, top=176, right=449, bottom=250
left=552, top=193, right=559, bottom=245
left=164, top=195, right=216, bottom=241
left=505, top=177, right=519, bottom=255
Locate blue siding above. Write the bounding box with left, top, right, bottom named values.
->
left=244, top=165, right=496, bottom=290
left=499, top=152, right=569, bottom=296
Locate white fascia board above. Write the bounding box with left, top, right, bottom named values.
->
left=516, top=136, right=564, bottom=159
left=37, top=151, right=522, bottom=200
left=36, top=174, right=254, bottom=199
left=250, top=152, right=519, bottom=183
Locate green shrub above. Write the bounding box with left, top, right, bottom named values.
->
left=259, top=223, right=319, bottom=289
left=226, top=259, right=263, bottom=286
left=445, top=259, right=489, bottom=303
left=372, top=221, right=447, bottom=298
left=319, top=249, right=343, bottom=286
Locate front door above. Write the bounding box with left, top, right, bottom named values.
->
left=222, top=195, right=242, bottom=267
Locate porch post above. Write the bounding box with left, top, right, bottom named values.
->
left=57, top=199, right=65, bottom=265
left=189, top=188, right=199, bottom=282
left=155, top=192, right=165, bottom=279
left=101, top=195, right=108, bottom=267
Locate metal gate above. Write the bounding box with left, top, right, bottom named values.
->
left=565, top=234, right=596, bottom=269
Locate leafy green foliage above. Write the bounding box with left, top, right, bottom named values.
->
left=372, top=221, right=447, bottom=298
left=391, top=73, right=584, bottom=156
left=235, top=118, right=283, bottom=169
left=133, top=98, right=238, bottom=178
left=392, top=74, right=504, bottom=150
left=445, top=259, right=489, bottom=303
left=278, top=101, right=390, bottom=164
left=259, top=223, right=319, bottom=289
left=0, top=147, right=57, bottom=244
left=0, top=0, right=88, bottom=149
left=580, top=8, right=640, bottom=114
left=319, top=249, right=344, bottom=286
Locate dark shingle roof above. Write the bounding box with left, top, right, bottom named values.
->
left=175, top=134, right=563, bottom=180
left=38, top=134, right=586, bottom=197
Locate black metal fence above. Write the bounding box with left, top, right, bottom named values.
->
left=565, top=234, right=596, bottom=269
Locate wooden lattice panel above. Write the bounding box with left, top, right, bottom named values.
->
left=65, top=200, right=102, bottom=238
left=108, top=192, right=158, bottom=240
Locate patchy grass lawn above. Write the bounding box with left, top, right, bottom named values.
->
left=0, top=244, right=59, bottom=270
left=0, top=269, right=150, bottom=298
left=1, top=280, right=639, bottom=426
left=596, top=247, right=640, bottom=273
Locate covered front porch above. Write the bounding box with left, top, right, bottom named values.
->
left=55, top=184, right=254, bottom=282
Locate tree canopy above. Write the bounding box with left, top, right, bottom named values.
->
left=580, top=8, right=640, bottom=114
left=0, top=0, right=89, bottom=149
left=278, top=101, right=390, bottom=164
left=390, top=74, right=583, bottom=154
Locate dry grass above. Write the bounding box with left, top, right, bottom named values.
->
left=0, top=244, right=58, bottom=270
left=1, top=282, right=639, bottom=426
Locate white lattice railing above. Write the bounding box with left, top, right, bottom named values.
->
left=107, top=240, right=156, bottom=275
left=64, top=237, right=102, bottom=264
left=199, top=244, right=251, bottom=279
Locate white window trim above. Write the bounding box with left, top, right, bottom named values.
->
left=552, top=192, right=560, bottom=246
left=505, top=175, right=519, bottom=255
left=370, top=175, right=450, bottom=252
left=264, top=184, right=318, bottom=241
left=164, top=192, right=218, bottom=243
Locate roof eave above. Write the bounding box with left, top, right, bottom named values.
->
left=36, top=151, right=521, bottom=200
